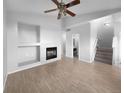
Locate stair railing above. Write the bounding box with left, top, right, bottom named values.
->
left=91, top=33, right=102, bottom=62
left=91, top=38, right=98, bottom=62
left=97, top=33, right=103, bottom=48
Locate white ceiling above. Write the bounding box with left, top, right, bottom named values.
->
left=6, top=0, right=121, bottom=16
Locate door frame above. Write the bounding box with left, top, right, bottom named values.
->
left=72, top=34, right=80, bottom=59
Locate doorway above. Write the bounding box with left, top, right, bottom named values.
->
left=72, top=34, right=80, bottom=59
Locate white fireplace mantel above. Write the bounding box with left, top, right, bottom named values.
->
left=40, top=42, right=61, bottom=63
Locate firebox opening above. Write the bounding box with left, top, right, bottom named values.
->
left=46, top=47, right=57, bottom=60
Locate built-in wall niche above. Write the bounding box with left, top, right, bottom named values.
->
left=18, top=22, right=40, bottom=47
left=18, top=46, right=40, bottom=67
left=17, top=22, right=41, bottom=67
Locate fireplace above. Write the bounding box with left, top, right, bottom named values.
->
left=46, top=47, right=57, bottom=60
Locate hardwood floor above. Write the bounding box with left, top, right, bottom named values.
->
left=4, top=57, right=121, bottom=93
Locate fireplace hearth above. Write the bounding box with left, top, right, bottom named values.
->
left=46, top=47, right=57, bottom=60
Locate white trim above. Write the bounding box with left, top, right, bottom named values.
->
left=3, top=74, right=8, bottom=90
left=79, top=58, right=92, bottom=63
left=8, top=62, right=41, bottom=74
left=17, top=43, right=40, bottom=47
left=8, top=60, right=60, bottom=75
left=72, top=34, right=80, bottom=59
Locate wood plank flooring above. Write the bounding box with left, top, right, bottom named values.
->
left=4, top=57, right=121, bottom=93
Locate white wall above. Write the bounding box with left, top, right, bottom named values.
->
left=61, top=32, right=66, bottom=57
left=112, top=12, right=121, bottom=67
left=66, top=22, right=91, bottom=62
left=90, top=20, right=99, bottom=61
left=90, top=16, right=114, bottom=48
left=6, top=11, right=63, bottom=73
left=40, top=29, right=62, bottom=63
left=3, top=0, right=8, bottom=88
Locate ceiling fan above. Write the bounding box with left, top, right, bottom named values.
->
left=44, top=0, right=80, bottom=19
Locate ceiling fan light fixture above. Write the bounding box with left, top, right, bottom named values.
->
left=44, top=0, right=80, bottom=19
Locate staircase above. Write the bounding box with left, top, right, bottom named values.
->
left=94, top=48, right=113, bottom=65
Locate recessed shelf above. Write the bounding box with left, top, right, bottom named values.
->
left=17, top=46, right=40, bottom=66
left=18, top=22, right=40, bottom=43
left=17, top=42, right=40, bottom=47
left=18, top=60, right=40, bottom=67
left=17, top=22, right=41, bottom=67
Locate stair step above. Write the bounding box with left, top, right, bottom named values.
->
left=95, top=57, right=112, bottom=62
left=97, top=48, right=112, bottom=50
left=95, top=60, right=112, bottom=65
left=97, top=48, right=113, bottom=53
left=95, top=54, right=112, bottom=60
left=97, top=50, right=113, bottom=53
left=94, top=48, right=113, bottom=65
left=95, top=57, right=112, bottom=65
left=96, top=52, right=112, bottom=56
left=96, top=49, right=112, bottom=54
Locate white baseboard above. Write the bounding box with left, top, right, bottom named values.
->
left=3, top=74, right=8, bottom=91
left=8, top=62, right=41, bottom=74
left=79, top=58, right=92, bottom=63
left=8, top=59, right=61, bottom=75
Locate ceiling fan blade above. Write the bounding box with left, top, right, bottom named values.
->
left=44, top=8, right=58, bottom=13
left=57, top=11, right=62, bottom=19
left=51, top=0, right=59, bottom=6
left=66, top=0, right=80, bottom=8
left=66, top=9, right=76, bottom=17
